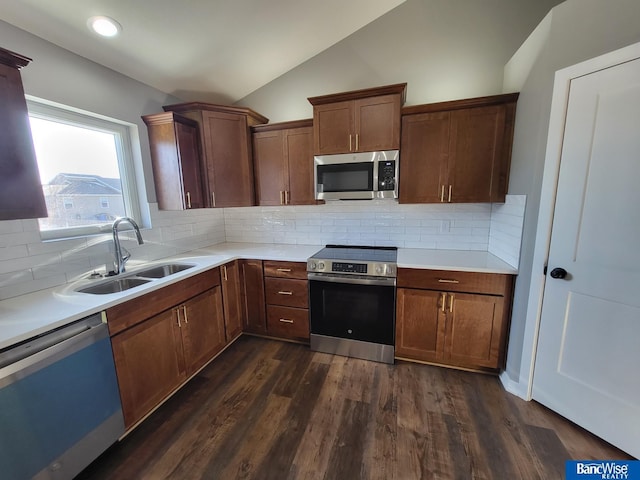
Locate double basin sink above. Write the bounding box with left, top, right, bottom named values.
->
left=76, top=263, right=195, bottom=295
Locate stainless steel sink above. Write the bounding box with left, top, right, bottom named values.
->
left=134, top=263, right=195, bottom=278
left=76, top=277, right=151, bottom=295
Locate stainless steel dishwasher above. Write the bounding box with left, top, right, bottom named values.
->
left=0, top=312, right=125, bottom=480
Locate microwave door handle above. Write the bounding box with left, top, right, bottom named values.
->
left=372, top=159, right=379, bottom=194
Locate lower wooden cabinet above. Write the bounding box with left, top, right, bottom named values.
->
left=395, top=268, right=514, bottom=372
left=221, top=260, right=243, bottom=342
left=110, top=308, right=186, bottom=429
left=240, top=259, right=267, bottom=334
left=107, top=269, right=226, bottom=429
left=263, top=261, right=309, bottom=341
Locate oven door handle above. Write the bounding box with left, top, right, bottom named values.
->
left=308, top=272, right=396, bottom=287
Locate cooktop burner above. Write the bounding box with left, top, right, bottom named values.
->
left=307, top=245, right=397, bottom=277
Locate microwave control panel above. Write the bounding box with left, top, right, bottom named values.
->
left=378, top=161, right=396, bottom=191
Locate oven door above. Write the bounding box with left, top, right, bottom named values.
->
left=308, top=273, right=396, bottom=345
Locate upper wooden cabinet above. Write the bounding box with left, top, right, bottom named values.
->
left=399, top=93, right=518, bottom=204
left=163, top=102, right=268, bottom=208
left=0, top=47, right=47, bottom=220
left=252, top=120, right=315, bottom=206
left=142, top=112, right=205, bottom=210
left=308, top=83, right=406, bottom=155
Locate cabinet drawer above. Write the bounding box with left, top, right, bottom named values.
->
left=397, top=268, right=511, bottom=296
left=265, top=277, right=308, bottom=308
left=266, top=305, right=309, bottom=340
left=263, top=260, right=307, bottom=279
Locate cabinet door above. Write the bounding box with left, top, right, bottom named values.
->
left=181, top=287, right=226, bottom=376
left=285, top=126, right=316, bottom=205
left=448, top=105, right=506, bottom=203
left=443, top=292, right=505, bottom=369
left=313, top=101, right=353, bottom=155
left=253, top=129, right=286, bottom=206
left=240, top=259, right=267, bottom=334
left=354, top=94, right=401, bottom=152
left=144, top=112, right=205, bottom=210
left=174, top=120, right=205, bottom=209
left=0, top=52, right=47, bottom=220
left=221, top=261, right=243, bottom=342
left=111, top=309, right=186, bottom=428
left=201, top=110, right=254, bottom=207
left=398, top=112, right=450, bottom=203
left=395, top=288, right=446, bottom=363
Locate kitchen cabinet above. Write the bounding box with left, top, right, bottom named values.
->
left=263, top=260, right=309, bottom=342
left=142, top=112, right=205, bottom=210
left=240, top=259, right=267, bottom=335
left=221, top=260, right=243, bottom=342
left=308, top=83, right=406, bottom=155
left=0, top=47, right=47, bottom=220
left=163, top=102, right=268, bottom=208
left=399, top=93, right=518, bottom=204
left=395, top=268, right=514, bottom=372
left=107, top=269, right=225, bottom=428
left=252, top=120, right=315, bottom=206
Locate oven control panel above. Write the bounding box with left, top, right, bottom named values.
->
left=307, top=260, right=396, bottom=278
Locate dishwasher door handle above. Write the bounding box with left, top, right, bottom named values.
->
left=0, top=322, right=109, bottom=387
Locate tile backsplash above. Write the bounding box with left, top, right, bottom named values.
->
left=0, top=196, right=524, bottom=300
left=224, top=201, right=493, bottom=250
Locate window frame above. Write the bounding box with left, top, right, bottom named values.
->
left=27, top=98, right=142, bottom=240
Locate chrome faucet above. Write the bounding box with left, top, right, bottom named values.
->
left=112, top=217, right=144, bottom=275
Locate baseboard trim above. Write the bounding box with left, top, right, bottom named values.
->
left=499, top=370, right=530, bottom=400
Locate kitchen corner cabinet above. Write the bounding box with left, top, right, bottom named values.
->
left=0, top=47, right=47, bottom=220
left=142, top=112, right=205, bottom=210
left=240, top=259, right=267, bottom=335
left=395, top=268, right=514, bottom=372
left=252, top=120, right=316, bottom=206
left=221, top=260, right=243, bottom=342
left=163, top=102, right=268, bottom=208
left=399, top=93, right=518, bottom=204
left=107, top=269, right=225, bottom=428
left=263, top=261, right=309, bottom=342
left=308, top=83, right=406, bottom=155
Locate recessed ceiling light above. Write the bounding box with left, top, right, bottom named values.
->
left=88, top=16, right=122, bottom=37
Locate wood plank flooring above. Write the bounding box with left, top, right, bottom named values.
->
left=77, top=336, right=632, bottom=480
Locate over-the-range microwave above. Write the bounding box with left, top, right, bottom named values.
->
left=314, top=150, right=399, bottom=200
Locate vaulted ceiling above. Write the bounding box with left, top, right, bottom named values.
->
left=0, top=0, right=406, bottom=103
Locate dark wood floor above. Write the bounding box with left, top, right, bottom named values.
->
left=78, top=336, right=631, bottom=480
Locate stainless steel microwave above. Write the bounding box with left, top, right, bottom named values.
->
left=314, top=150, right=399, bottom=200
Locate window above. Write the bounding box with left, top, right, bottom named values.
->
left=27, top=99, right=141, bottom=239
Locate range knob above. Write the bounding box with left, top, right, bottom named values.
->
left=309, top=262, right=317, bottom=270
left=317, top=261, right=325, bottom=270
left=375, top=265, right=383, bottom=275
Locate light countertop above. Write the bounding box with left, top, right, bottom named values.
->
left=0, top=243, right=516, bottom=350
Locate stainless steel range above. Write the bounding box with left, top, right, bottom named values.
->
left=307, top=245, right=397, bottom=364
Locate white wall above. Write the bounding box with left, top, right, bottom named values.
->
left=236, top=0, right=562, bottom=122
left=500, top=0, right=640, bottom=395
left=0, top=21, right=229, bottom=299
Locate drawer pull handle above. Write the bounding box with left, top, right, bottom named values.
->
left=277, top=268, right=292, bottom=272
left=438, top=279, right=460, bottom=284
left=279, top=318, right=294, bottom=324
left=277, top=291, right=293, bottom=295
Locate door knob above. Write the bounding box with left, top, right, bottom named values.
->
left=550, top=267, right=568, bottom=279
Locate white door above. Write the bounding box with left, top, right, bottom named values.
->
left=533, top=57, right=640, bottom=458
